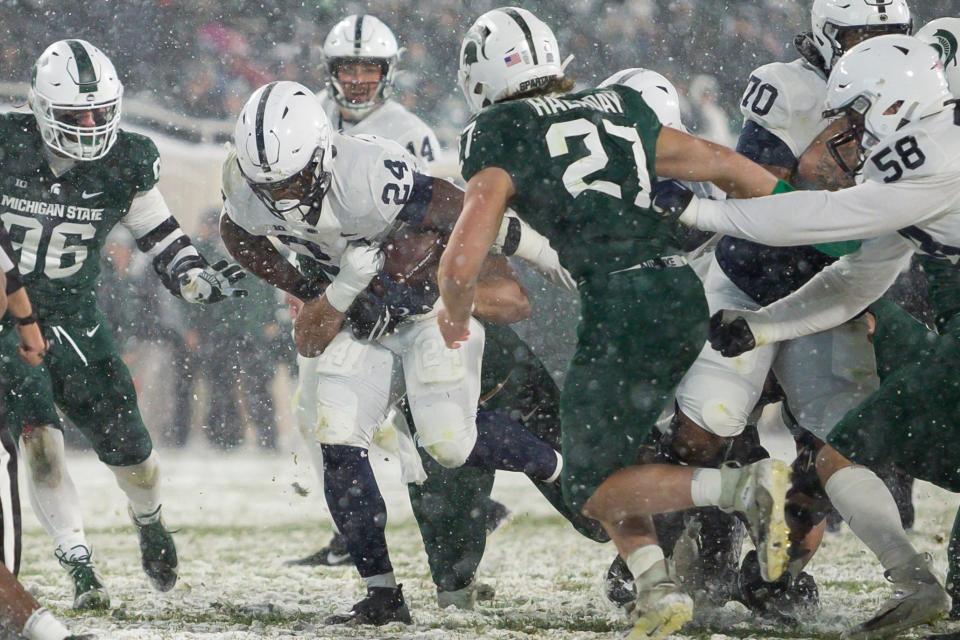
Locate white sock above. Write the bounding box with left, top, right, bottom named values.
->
left=108, top=451, right=162, bottom=521
left=625, top=544, right=665, bottom=581
left=364, top=572, right=397, bottom=589
left=22, top=608, right=70, bottom=640
left=825, top=466, right=917, bottom=571
left=20, top=430, right=89, bottom=558
left=690, top=468, right=723, bottom=507
left=545, top=452, right=563, bottom=484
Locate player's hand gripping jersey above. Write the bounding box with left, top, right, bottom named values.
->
left=459, top=85, right=673, bottom=280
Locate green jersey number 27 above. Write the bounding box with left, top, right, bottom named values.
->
left=462, top=116, right=652, bottom=207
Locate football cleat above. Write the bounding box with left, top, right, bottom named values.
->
left=605, top=555, right=636, bottom=609
left=131, top=506, right=178, bottom=592
left=719, top=459, right=790, bottom=582
left=287, top=533, right=352, bottom=567
left=672, top=510, right=744, bottom=608
left=437, top=581, right=496, bottom=610
left=325, top=585, right=412, bottom=626
left=738, top=549, right=819, bottom=623
left=843, top=553, right=949, bottom=640
left=626, top=561, right=694, bottom=640
left=56, top=546, right=110, bottom=611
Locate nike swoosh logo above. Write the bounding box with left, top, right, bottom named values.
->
left=85, top=324, right=100, bottom=337
left=81, top=191, right=103, bottom=199
left=326, top=551, right=351, bottom=564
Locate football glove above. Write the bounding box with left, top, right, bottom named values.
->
left=496, top=214, right=577, bottom=291
left=651, top=179, right=699, bottom=226
left=709, top=310, right=757, bottom=358
left=347, top=293, right=396, bottom=341
left=179, top=260, right=248, bottom=304
left=324, top=243, right=384, bottom=313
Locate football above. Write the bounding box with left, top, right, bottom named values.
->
left=370, top=225, right=445, bottom=297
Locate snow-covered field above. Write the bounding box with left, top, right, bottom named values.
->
left=17, top=445, right=960, bottom=639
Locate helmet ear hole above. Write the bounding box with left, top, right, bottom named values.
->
left=884, top=100, right=904, bottom=115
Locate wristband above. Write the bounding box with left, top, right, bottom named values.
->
left=324, top=280, right=359, bottom=313
left=13, top=313, right=37, bottom=326
left=771, top=179, right=795, bottom=195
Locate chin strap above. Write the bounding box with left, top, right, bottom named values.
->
left=560, top=54, right=575, bottom=73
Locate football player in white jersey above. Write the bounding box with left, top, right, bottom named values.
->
left=221, top=80, right=582, bottom=624
left=664, top=35, right=959, bottom=635
left=618, top=2, right=947, bottom=635
left=287, top=13, right=508, bottom=570
left=319, top=14, right=440, bottom=167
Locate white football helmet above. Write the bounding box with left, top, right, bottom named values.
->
left=823, top=35, right=951, bottom=176
left=323, top=15, right=401, bottom=120
left=234, top=81, right=334, bottom=224
left=811, top=0, right=912, bottom=72
left=29, top=39, right=123, bottom=161
left=458, top=7, right=566, bottom=112
left=917, top=18, right=960, bottom=96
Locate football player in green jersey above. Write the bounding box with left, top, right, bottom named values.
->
left=0, top=229, right=92, bottom=640
left=439, top=8, right=792, bottom=638
left=0, top=39, right=245, bottom=610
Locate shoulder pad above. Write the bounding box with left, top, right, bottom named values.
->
left=221, top=149, right=245, bottom=203
left=458, top=103, right=521, bottom=181
left=330, top=134, right=417, bottom=238
left=863, top=116, right=957, bottom=185
left=113, top=130, right=161, bottom=192
left=740, top=60, right=827, bottom=158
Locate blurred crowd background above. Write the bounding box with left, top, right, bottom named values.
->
left=2, top=0, right=956, bottom=145
left=0, top=0, right=954, bottom=449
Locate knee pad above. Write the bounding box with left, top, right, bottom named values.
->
left=314, top=394, right=366, bottom=447
left=415, top=402, right=477, bottom=469
left=20, top=425, right=66, bottom=485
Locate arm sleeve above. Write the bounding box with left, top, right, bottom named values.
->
left=693, top=174, right=957, bottom=245
left=122, top=187, right=203, bottom=277
left=743, top=234, right=914, bottom=344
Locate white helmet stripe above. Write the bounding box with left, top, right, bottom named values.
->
left=255, top=81, right=278, bottom=171
left=501, top=8, right=539, bottom=65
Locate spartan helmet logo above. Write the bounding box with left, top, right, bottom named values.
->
left=50, top=183, right=61, bottom=195
left=462, top=24, right=491, bottom=67
left=932, top=28, right=959, bottom=68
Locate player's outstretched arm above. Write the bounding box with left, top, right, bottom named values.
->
left=715, top=234, right=913, bottom=350
left=473, top=255, right=531, bottom=325
left=438, top=167, right=514, bottom=348
left=655, top=126, right=780, bottom=199
left=220, top=213, right=326, bottom=301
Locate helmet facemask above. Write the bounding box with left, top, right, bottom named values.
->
left=243, top=146, right=332, bottom=225
left=31, top=90, right=122, bottom=161
left=822, top=22, right=912, bottom=71
left=824, top=95, right=877, bottom=179
left=328, top=57, right=395, bottom=120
